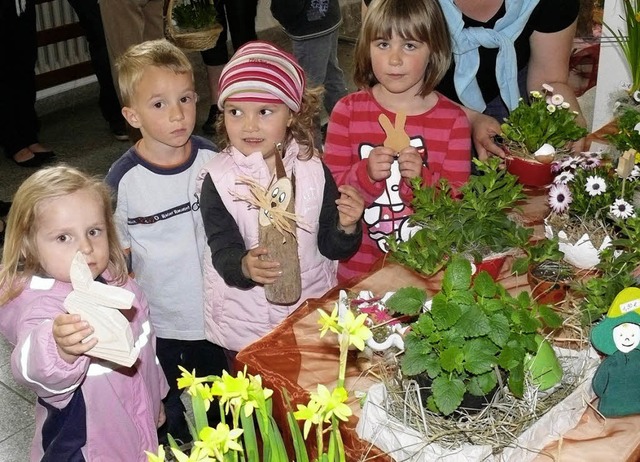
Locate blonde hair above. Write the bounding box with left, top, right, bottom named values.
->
left=0, top=166, right=128, bottom=304
left=116, top=39, right=194, bottom=107
left=354, top=0, right=452, bottom=97
left=215, top=85, right=324, bottom=161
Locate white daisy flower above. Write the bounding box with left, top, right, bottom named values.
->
left=634, top=122, right=640, bottom=134
left=585, top=176, right=607, bottom=196
left=610, top=199, right=635, bottom=219
left=634, top=90, right=640, bottom=103
left=560, top=156, right=581, bottom=170
left=551, top=94, right=565, bottom=106
left=581, top=157, right=601, bottom=169
left=629, top=165, right=640, bottom=181
left=547, top=104, right=556, bottom=113
left=542, top=83, right=554, bottom=92
left=554, top=171, right=575, bottom=184
left=530, top=90, right=542, bottom=99
left=548, top=183, right=572, bottom=213
left=561, top=101, right=571, bottom=109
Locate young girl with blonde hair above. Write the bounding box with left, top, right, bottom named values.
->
left=0, top=165, right=167, bottom=461
left=324, top=0, right=472, bottom=283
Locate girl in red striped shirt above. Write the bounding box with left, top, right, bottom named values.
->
left=324, top=0, right=472, bottom=284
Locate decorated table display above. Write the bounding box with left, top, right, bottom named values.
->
left=233, top=256, right=640, bottom=462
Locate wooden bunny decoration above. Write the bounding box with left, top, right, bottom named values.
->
left=259, top=144, right=302, bottom=305
left=378, top=112, right=410, bottom=152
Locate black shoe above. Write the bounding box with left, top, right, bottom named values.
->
left=201, top=105, right=220, bottom=135
left=110, top=120, right=129, bottom=141
left=13, top=153, right=53, bottom=168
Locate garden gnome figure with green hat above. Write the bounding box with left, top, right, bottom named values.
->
left=591, top=287, right=640, bottom=417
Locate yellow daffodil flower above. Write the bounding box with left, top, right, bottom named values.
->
left=293, top=399, right=322, bottom=438
left=318, top=307, right=340, bottom=337
left=177, top=366, right=210, bottom=396
left=314, top=385, right=352, bottom=423
left=340, top=310, right=373, bottom=351
left=144, top=445, right=165, bottom=462
left=193, top=423, right=244, bottom=460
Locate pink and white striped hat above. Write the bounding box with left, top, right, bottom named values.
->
left=217, top=41, right=306, bottom=113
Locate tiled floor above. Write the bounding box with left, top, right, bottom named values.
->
left=0, top=28, right=358, bottom=461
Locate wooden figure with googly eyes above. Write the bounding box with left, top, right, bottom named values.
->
left=258, top=145, right=302, bottom=305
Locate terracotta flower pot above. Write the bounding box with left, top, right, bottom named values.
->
left=505, top=156, right=553, bottom=187
left=527, top=265, right=571, bottom=305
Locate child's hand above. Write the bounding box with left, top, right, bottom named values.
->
left=336, top=185, right=364, bottom=234
left=366, top=146, right=395, bottom=182
left=52, top=313, right=98, bottom=364
left=241, top=247, right=282, bottom=285
left=397, top=146, right=423, bottom=184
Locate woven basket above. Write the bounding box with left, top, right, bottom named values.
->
left=163, top=0, right=223, bottom=51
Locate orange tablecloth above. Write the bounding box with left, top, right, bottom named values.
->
left=235, top=190, right=640, bottom=461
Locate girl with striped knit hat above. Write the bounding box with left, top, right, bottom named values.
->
left=197, top=41, right=364, bottom=365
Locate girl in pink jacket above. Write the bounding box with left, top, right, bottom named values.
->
left=0, top=166, right=168, bottom=461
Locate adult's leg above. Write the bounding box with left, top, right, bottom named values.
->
left=66, top=0, right=125, bottom=136
left=0, top=1, right=39, bottom=160
left=321, top=30, right=348, bottom=114
left=224, top=0, right=257, bottom=51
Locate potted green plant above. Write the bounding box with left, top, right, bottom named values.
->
left=387, top=157, right=546, bottom=279
left=604, top=0, right=640, bottom=96
left=545, top=151, right=640, bottom=270
left=500, top=84, right=587, bottom=187
left=384, top=256, right=563, bottom=416
left=165, top=0, right=223, bottom=51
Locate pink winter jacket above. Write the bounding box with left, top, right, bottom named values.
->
left=198, top=143, right=338, bottom=352
left=0, top=274, right=168, bottom=461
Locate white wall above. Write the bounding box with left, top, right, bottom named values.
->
left=592, top=0, right=632, bottom=131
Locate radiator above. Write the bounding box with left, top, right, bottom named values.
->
left=35, top=0, right=92, bottom=88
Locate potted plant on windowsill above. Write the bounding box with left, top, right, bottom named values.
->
left=500, top=84, right=588, bottom=187
left=383, top=256, right=563, bottom=416
left=387, top=157, right=552, bottom=281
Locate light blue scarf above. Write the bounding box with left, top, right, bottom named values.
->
left=439, top=0, right=541, bottom=112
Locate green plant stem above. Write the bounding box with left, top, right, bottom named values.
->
left=338, top=333, right=350, bottom=389
left=316, top=418, right=324, bottom=456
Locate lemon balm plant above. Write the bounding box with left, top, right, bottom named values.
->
left=145, top=308, right=372, bottom=462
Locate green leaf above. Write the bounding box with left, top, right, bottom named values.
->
left=473, top=271, right=497, bottom=298
left=537, top=304, right=563, bottom=328
left=508, top=362, right=525, bottom=398
left=401, top=334, right=431, bottom=376
left=442, top=256, right=472, bottom=294
left=431, top=296, right=462, bottom=329
left=497, top=343, right=525, bottom=371
left=463, top=338, right=498, bottom=375
left=240, top=409, right=260, bottom=461
left=412, top=314, right=435, bottom=337
left=455, top=305, right=490, bottom=338
left=467, top=370, right=499, bottom=396
left=440, top=346, right=464, bottom=373
left=385, top=287, right=428, bottom=316
left=432, top=375, right=466, bottom=416
left=487, top=313, right=510, bottom=347
left=286, top=410, right=309, bottom=462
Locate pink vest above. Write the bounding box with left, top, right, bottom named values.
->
left=198, top=142, right=337, bottom=352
